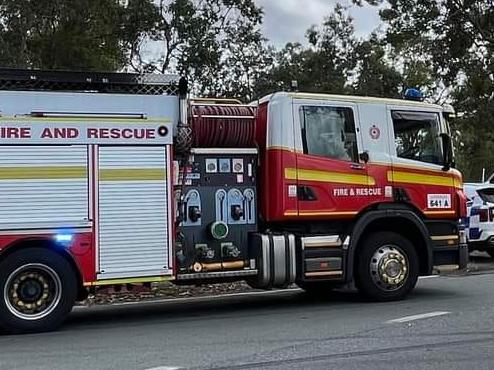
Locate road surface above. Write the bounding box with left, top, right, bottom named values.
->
left=1, top=269, right=494, bottom=369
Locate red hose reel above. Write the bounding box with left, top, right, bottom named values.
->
left=190, top=104, right=257, bottom=148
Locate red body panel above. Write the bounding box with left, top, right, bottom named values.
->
left=261, top=148, right=298, bottom=221
left=0, top=232, right=96, bottom=283
left=262, top=148, right=463, bottom=222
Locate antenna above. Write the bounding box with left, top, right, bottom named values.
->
left=290, top=80, right=299, bottom=92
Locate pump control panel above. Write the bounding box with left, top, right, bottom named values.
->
left=176, top=149, right=258, bottom=275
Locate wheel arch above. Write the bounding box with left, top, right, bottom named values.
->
left=0, top=238, right=86, bottom=301
left=346, top=210, right=433, bottom=283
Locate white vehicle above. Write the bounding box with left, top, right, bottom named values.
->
left=465, top=182, right=494, bottom=257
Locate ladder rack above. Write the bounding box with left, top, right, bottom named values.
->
left=0, top=68, right=180, bottom=96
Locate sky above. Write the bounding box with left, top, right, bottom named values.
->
left=254, top=0, right=383, bottom=47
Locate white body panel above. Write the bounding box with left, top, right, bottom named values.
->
left=358, top=103, right=393, bottom=164
left=0, top=90, right=178, bottom=123
left=97, top=146, right=172, bottom=279
left=0, top=90, right=176, bottom=281
left=0, top=146, right=89, bottom=228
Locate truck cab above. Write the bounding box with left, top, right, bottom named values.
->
left=256, top=92, right=467, bottom=294
left=259, top=92, right=463, bottom=222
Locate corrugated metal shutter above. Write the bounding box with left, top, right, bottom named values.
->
left=98, top=146, right=171, bottom=279
left=0, top=146, right=89, bottom=228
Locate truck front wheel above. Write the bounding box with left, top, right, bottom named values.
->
left=0, top=248, right=77, bottom=334
left=355, top=232, right=419, bottom=302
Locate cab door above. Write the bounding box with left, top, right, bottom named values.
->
left=387, top=107, right=455, bottom=217
left=292, top=100, right=371, bottom=218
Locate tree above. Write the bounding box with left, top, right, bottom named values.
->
left=0, top=0, right=158, bottom=71
left=353, top=35, right=403, bottom=98
left=371, top=0, right=494, bottom=180
left=253, top=4, right=412, bottom=101
left=254, top=4, right=360, bottom=98
left=0, top=0, right=269, bottom=101
left=128, top=0, right=268, bottom=100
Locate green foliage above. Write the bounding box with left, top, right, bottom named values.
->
left=375, top=0, right=494, bottom=180
left=0, top=0, right=492, bottom=181
left=0, top=0, right=158, bottom=71
left=353, top=35, right=403, bottom=98
left=0, top=0, right=268, bottom=100
left=127, top=0, right=268, bottom=100
left=253, top=5, right=407, bottom=100
left=254, top=5, right=358, bottom=97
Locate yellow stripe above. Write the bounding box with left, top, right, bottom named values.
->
left=285, top=168, right=374, bottom=186
left=388, top=170, right=453, bottom=187
left=1, top=117, right=171, bottom=123
left=0, top=166, right=86, bottom=180
left=100, top=168, right=166, bottom=181
left=372, top=162, right=463, bottom=189
left=84, top=275, right=173, bottom=287
left=424, top=210, right=456, bottom=216
left=284, top=211, right=298, bottom=216
left=285, top=210, right=358, bottom=216
left=453, top=178, right=463, bottom=189
left=0, top=167, right=166, bottom=181
left=300, top=211, right=358, bottom=216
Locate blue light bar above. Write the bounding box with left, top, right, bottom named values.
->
left=404, top=88, right=424, bottom=101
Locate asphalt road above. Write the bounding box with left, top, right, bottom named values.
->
left=2, top=266, right=494, bottom=370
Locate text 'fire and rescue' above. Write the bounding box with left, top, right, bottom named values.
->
left=0, top=126, right=157, bottom=140
left=334, top=187, right=383, bottom=196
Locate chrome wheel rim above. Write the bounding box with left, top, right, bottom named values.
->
left=370, top=245, right=409, bottom=291
left=4, top=263, right=62, bottom=321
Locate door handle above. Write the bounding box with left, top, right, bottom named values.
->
left=350, top=163, right=365, bottom=170
left=298, top=186, right=318, bottom=201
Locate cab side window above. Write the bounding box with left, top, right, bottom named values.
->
left=392, top=110, right=442, bottom=165
left=299, top=106, right=358, bottom=162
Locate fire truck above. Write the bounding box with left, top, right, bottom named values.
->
left=0, top=69, right=467, bottom=333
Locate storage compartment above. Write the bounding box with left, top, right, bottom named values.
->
left=97, top=146, right=173, bottom=279
left=0, top=145, right=89, bottom=228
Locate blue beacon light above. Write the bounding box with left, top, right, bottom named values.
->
left=55, top=233, right=74, bottom=245
left=404, top=88, right=424, bottom=101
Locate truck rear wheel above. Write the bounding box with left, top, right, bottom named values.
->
left=355, top=232, right=419, bottom=302
left=0, top=248, right=77, bottom=334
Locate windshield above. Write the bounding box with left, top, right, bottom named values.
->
left=477, top=188, right=494, bottom=204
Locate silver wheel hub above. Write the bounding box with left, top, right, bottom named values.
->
left=4, top=263, right=62, bottom=321
left=370, top=245, right=408, bottom=291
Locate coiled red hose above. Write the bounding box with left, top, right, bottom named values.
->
left=190, top=105, right=257, bottom=148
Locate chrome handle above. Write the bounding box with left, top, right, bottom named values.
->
left=350, top=163, right=365, bottom=170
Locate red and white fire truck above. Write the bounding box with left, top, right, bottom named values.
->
left=0, top=69, right=467, bottom=333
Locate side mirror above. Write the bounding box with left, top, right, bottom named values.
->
left=440, top=133, right=453, bottom=171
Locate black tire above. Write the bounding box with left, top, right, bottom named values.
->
left=487, top=250, right=494, bottom=259
left=0, top=247, right=77, bottom=334
left=355, top=231, right=419, bottom=302
left=297, top=281, right=335, bottom=296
